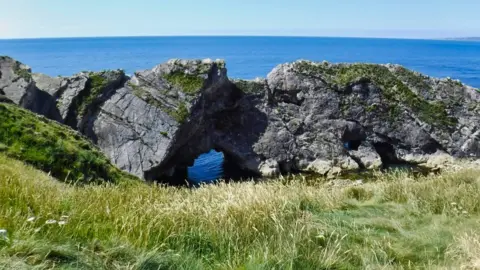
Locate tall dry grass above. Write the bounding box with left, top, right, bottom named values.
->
left=1, top=153, right=480, bottom=269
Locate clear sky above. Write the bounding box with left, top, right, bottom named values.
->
left=1, top=0, right=479, bottom=39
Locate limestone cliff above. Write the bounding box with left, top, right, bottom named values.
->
left=1, top=56, right=479, bottom=182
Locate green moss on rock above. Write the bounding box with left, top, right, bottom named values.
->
left=164, top=72, right=204, bottom=94
left=13, top=61, right=32, bottom=81
left=77, top=74, right=108, bottom=117
left=234, top=80, right=265, bottom=94
left=0, top=103, right=136, bottom=183
left=294, top=61, right=457, bottom=129
left=128, top=82, right=156, bottom=106
left=128, top=82, right=190, bottom=124
left=390, top=66, right=432, bottom=91
left=366, top=104, right=378, bottom=112
left=215, top=61, right=226, bottom=69
left=168, top=102, right=189, bottom=123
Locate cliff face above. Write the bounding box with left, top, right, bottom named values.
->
left=238, top=61, right=480, bottom=176
left=1, top=56, right=479, bottom=182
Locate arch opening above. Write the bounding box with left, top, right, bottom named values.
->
left=163, top=149, right=260, bottom=186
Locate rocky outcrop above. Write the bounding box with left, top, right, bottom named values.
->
left=1, top=56, right=479, bottom=182
left=0, top=57, right=61, bottom=121
left=31, top=70, right=127, bottom=131
left=93, top=59, right=241, bottom=179
left=234, top=61, right=480, bottom=176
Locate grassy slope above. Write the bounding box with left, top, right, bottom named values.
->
left=1, top=154, right=480, bottom=269
left=0, top=103, right=135, bottom=184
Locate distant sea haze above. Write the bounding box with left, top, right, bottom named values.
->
left=0, top=36, right=480, bottom=88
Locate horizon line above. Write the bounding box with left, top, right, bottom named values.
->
left=0, top=34, right=469, bottom=42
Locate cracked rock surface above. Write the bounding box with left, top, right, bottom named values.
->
left=1, top=56, right=479, bottom=181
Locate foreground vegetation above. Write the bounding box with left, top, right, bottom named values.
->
left=1, top=154, right=480, bottom=269
left=0, top=103, right=135, bottom=184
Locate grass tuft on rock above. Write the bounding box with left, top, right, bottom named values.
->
left=13, top=61, right=32, bottom=81
left=128, top=82, right=190, bottom=124
left=169, top=102, right=189, bottom=123
left=164, top=72, right=204, bottom=94
left=0, top=103, right=136, bottom=183
left=76, top=73, right=108, bottom=117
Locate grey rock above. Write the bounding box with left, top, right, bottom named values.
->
left=0, top=95, right=13, bottom=104
left=1, top=56, right=479, bottom=181
left=0, top=56, right=34, bottom=104
left=224, top=60, right=480, bottom=176
left=93, top=88, right=176, bottom=177
left=33, top=70, right=127, bottom=131
left=0, top=56, right=61, bottom=121
left=93, top=59, right=242, bottom=180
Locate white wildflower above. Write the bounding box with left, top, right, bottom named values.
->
left=58, top=221, right=67, bottom=226
left=60, top=215, right=69, bottom=220
left=27, top=217, right=36, bottom=222
left=45, top=219, right=57, bottom=225
left=0, top=229, right=8, bottom=241
left=354, top=179, right=364, bottom=186
left=451, top=202, right=457, bottom=206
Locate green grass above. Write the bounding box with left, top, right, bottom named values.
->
left=168, top=101, right=189, bottom=123
left=0, top=103, right=136, bottom=184
left=76, top=74, right=108, bottom=117
left=390, top=65, right=432, bottom=91
left=1, top=154, right=480, bottom=269
left=163, top=72, right=205, bottom=95
left=71, top=71, right=124, bottom=119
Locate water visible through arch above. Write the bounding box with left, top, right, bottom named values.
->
left=186, top=149, right=260, bottom=185
left=187, top=149, right=224, bottom=184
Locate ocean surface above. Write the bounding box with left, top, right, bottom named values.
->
left=1, top=36, right=479, bottom=182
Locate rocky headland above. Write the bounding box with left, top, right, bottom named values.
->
left=1, top=56, right=479, bottom=184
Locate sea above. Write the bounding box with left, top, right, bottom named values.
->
left=1, top=36, right=479, bottom=183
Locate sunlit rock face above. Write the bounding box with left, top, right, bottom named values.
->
left=2, top=56, right=480, bottom=183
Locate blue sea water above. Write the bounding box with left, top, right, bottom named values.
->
left=1, top=36, right=479, bottom=182
left=1, top=36, right=480, bottom=87
left=187, top=150, right=224, bottom=185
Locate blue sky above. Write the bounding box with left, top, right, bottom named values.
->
left=1, top=0, right=479, bottom=39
